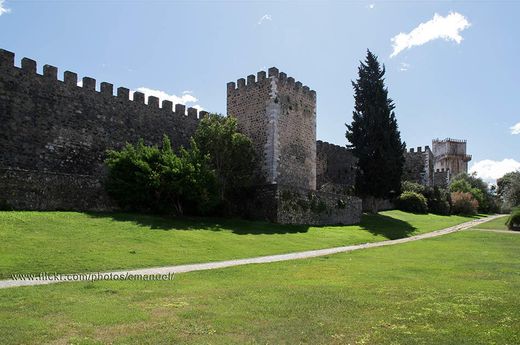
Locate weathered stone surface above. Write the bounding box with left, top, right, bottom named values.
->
left=433, top=169, right=450, bottom=188
left=245, top=185, right=362, bottom=225
left=0, top=168, right=114, bottom=210
left=0, top=49, right=200, bottom=210
left=316, top=140, right=357, bottom=194
left=432, top=138, right=471, bottom=177
left=227, top=69, right=317, bottom=190
left=228, top=68, right=362, bottom=225
left=0, top=49, right=365, bottom=224
left=403, top=139, right=471, bottom=188
left=403, top=146, right=434, bottom=186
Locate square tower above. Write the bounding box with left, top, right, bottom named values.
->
left=227, top=67, right=317, bottom=190
left=432, top=138, right=472, bottom=178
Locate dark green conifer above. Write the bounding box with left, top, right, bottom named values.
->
left=346, top=50, right=405, bottom=210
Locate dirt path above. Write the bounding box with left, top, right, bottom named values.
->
left=0, top=214, right=505, bottom=289
left=467, top=228, right=518, bottom=234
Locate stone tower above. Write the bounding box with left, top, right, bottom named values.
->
left=432, top=138, right=472, bottom=177
left=227, top=67, right=317, bottom=190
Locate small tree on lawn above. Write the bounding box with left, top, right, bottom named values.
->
left=346, top=50, right=405, bottom=212
left=193, top=114, right=256, bottom=212
left=449, top=173, right=497, bottom=213
left=497, top=171, right=520, bottom=211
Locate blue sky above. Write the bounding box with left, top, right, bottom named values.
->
left=0, top=0, right=518, bottom=183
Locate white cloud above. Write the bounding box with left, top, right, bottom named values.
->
left=77, top=80, right=83, bottom=87
left=510, top=122, right=520, bottom=135
left=134, top=87, right=204, bottom=111
left=258, top=14, right=272, bottom=25
left=400, top=62, right=410, bottom=71
left=390, top=12, right=471, bottom=58
left=0, top=0, right=10, bottom=16
left=368, top=4, right=375, bottom=9
left=470, top=159, right=520, bottom=184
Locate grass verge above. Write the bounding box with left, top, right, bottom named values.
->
left=0, top=211, right=478, bottom=278
left=0, top=228, right=518, bottom=344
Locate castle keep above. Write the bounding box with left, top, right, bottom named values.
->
left=227, top=67, right=316, bottom=189
left=0, top=47, right=469, bottom=224
left=403, top=138, right=471, bottom=187
left=227, top=68, right=361, bottom=225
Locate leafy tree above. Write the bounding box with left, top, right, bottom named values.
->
left=346, top=50, right=405, bottom=211
left=449, top=173, right=497, bottom=213
left=423, top=186, right=451, bottom=215
left=497, top=171, right=520, bottom=211
left=193, top=114, right=256, bottom=211
left=105, top=136, right=219, bottom=215
left=401, top=181, right=426, bottom=195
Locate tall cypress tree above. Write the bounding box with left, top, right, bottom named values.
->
left=346, top=50, right=405, bottom=210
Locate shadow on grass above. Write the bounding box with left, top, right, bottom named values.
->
left=85, top=212, right=310, bottom=235
left=359, top=213, right=417, bottom=240
left=85, top=211, right=418, bottom=239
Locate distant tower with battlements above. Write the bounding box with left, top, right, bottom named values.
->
left=227, top=67, right=317, bottom=190
left=432, top=138, right=472, bottom=179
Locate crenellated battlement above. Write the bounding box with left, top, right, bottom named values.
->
left=408, top=145, right=431, bottom=154
left=0, top=49, right=208, bottom=119
left=0, top=48, right=209, bottom=210
left=433, top=138, right=467, bottom=144
left=227, top=66, right=317, bottom=190
left=227, top=66, right=316, bottom=100
left=317, top=140, right=351, bottom=153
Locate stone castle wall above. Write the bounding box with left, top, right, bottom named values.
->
left=316, top=140, right=357, bottom=194
left=403, top=139, right=471, bottom=188
left=228, top=67, right=361, bottom=225
left=403, top=146, right=434, bottom=186
left=226, top=71, right=272, bottom=184
left=0, top=48, right=364, bottom=224
left=0, top=49, right=204, bottom=210
left=245, top=184, right=362, bottom=225
left=433, top=169, right=450, bottom=188
left=227, top=67, right=316, bottom=190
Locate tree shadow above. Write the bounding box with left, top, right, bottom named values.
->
left=84, top=212, right=310, bottom=235
left=358, top=213, right=417, bottom=239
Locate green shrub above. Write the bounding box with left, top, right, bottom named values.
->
left=401, top=181, right=426, bottom=195
left=506, top=208, right=520, bottom=231
left=423, top=187, right=451, bottom=215
left=396, top=191, right=428, bottom=214
left=450, top=191, right=478, bottom=215
left=105, top=136, right=219, bottom=216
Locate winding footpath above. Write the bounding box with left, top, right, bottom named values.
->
left=0, top=214, right=506, bottom=289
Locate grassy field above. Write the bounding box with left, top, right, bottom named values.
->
left=0, top=222, right=518, bottom=344
left=469, top=215, right=509, bottom=231
left=0, top=211, right=478, bottom=278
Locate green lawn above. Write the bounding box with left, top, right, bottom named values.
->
left=469, top=215, right=509, bottom=231
left=0, top=211, right=477, bottom=278
left=0, top=225, right=518, bottom=344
